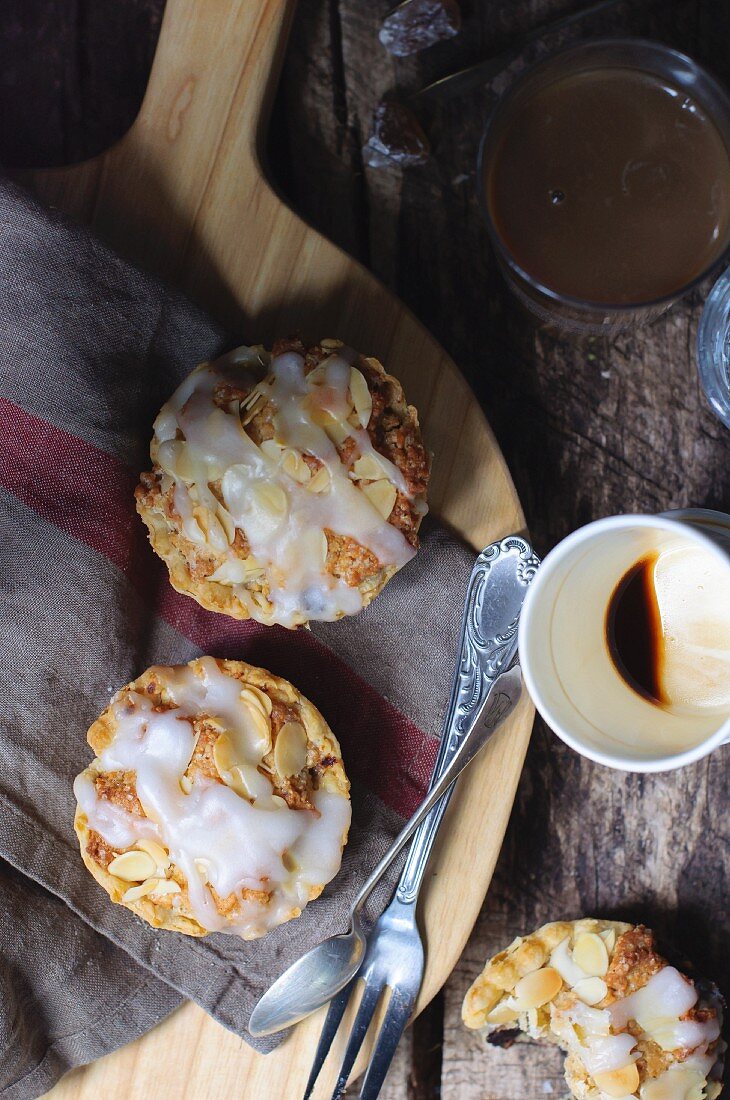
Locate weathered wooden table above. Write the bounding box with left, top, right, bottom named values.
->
left=3, top=1, right=728, bottom=1097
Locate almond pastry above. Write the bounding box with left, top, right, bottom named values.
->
left=463, top=919, right=725, bottom=1100
left=73, top=657, right=351, bottom=940
left=135, top=337, right=430, bottom=627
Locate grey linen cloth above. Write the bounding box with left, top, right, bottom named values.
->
left=0, top=179, right=474, bottom=1096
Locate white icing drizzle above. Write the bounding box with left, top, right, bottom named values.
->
left=550, top=965, right=721, bottom=1098
left=152, top=347, right=420, bottom=626
left=74, top=660, right=351, bottom=939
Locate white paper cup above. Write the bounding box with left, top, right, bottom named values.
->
left=518, top=510, right=730, bottom=772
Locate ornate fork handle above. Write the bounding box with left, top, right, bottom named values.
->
left=396, top=536, right=539, bottom=905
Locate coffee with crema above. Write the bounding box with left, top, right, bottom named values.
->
left=607, top=543, right=730, bottom=714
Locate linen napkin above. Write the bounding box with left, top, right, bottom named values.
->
left=0, top=178, right=474, bottom=1097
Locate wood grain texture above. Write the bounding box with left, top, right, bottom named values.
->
left=272, top=1, right=730, bottom=1097
left=8, top=1, right=533, bottom=1097
left=6, top=0, right=729, bottom=1097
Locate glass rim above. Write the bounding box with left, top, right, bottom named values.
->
left=477, top=36, right=730, bottom=315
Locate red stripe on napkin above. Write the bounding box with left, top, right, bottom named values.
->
left=0, top=397, right=437, bottom=816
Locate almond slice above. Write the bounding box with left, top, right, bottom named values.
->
left=240, top=685, right=273, bottom=718
left=351, top=452, right=387, bottom=481
left=572, top=932, right=610, bottom=977
left=241, top=698, right=273, bottom=755
left=208, top=557, right=258, bottom=586
left=259, top=439, right=284, bottom=461
left=307, top=467, right=331, bottom=493
left=320, top=338, right=344, bottom=350
left=485, top=1001, right=521, bottom=1026
left=213, top=733, right=239, bottom=778
left=250, top=590, right=275, bottom=617
left=149, top=879, right=181, bottom=896
left=274, top=722, right=308, bottom=777
left=241, top=392, right=267, bottom=425
left=135, top=839, right=170, bottom=872
left=593, top=1062, right=639, bottom=1097
left=179, top=775, right=193, bottom=794
left=572, top=976, right=608, bottom=1006
left=600, top=928, right=617, bottom=954
left=271, top=794, right=288, bottom=809
left=361, top=478, right=397, bottom=519
left=156, top=439, right=184, bottom=478
left=228, top=763, right=273, bottom=802
left=108, top=850, right=157, bottom=883
left=122, top=878, right=160, bottom=902
left=282, top=449, right=312, bottom=484
left=350, top=367, right=373, bottom=428
left=513, top=967, right=563, bottom=1010
left=251, top=482, right=288, bottom=518
left=192, top=506, right=228, bottom=553
left=216, top=505, right=238, bottom=544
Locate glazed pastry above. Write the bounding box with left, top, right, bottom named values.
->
left=135, top=337, right=429, bottom=627
left=463, top=919, right=725, bottom=1099
left=73, top=657, right=351, bottom=939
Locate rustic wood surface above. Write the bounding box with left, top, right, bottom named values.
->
left=3, top=1, right=729, bottom=1098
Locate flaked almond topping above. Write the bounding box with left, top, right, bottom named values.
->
left=572, top=976, right=608, bottom=1006
left=593, top=1062, right=639, bottom=1097
left=251, top=590, right=274, bottom=616
left=192, top=506, right=228, bottom=553
left=135, top=839, right=170, bottom=872
left=310, top=407, right=351, bottom=445
left=271, top=794, right=288, bottom=809
left=282, top=850, right=299, bottom=872
left=208, top=557, right=263, bottom=586
left=307, top=466, right=331, bottom=494
left=213, top=732, right=238, bottom=778
left=150, top=879, right=181, bottom=896
left=216, top=504, right=237, bottom=544
left=251, top=482, right=288, bottom=518
left=156, top=439, right=184, bottom=478
left=282, top=450, right=312, bottom=484
left=108, top=849, right=157, bottom=882
left=351, top=453, right=387, bottom=482
left=179, top=775, right=193, bottom=794
left=122, top=878, right=160, bottom=902
left=241, top=698, right=273, bottom=755
left=350, top=367, right=373, bottom=428
left=320, top=338, right=343, bottom=350
left=240, top=685, right=273, bottom=718
left=485, top=1001, right=521, bottom=1026
left=259, top=439, right=283, bottom=461
left=572, top=932, right=610, bottom=977
left=641, top=1070, right=707, bottom=1100
left=600, top=928, right=617, bottom=954
left=274, top=721, right=308, bottom=778
left=228, top=763, right=274, bottom=802
left=513, top=967, right=563, bottom=1010
left=241, top=392, right=267, bottom=425
left=361, top=478, right=397, bottom=519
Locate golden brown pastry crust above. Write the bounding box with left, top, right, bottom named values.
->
left=74, top=658, right=350, bottom=938
left=463, top=919, right=725, bottom=1100
left=135, top=338, right=429, bottom=626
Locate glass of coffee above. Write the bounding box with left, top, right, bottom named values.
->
left=518, top=510, right=730, bottom=772
left=479, top=40, right=730, bottom=333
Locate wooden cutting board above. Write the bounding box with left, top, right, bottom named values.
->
left=21, top=1, right=534, bottom=1095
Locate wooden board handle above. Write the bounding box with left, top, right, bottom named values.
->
left=137, top=0, right=297, bottom=171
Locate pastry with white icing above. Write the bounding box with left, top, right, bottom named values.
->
left=463, top=919, right=725, bottom=1099
left=135, top=337, right=430, bottom=627
left=73, top=657, right=351, bottom=939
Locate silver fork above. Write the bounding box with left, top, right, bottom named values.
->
left=303, top=535, right=539, bottom=1100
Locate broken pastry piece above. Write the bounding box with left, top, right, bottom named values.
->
left=73, top=657, right=351, bottom=940
left=463, top=919, right=725, bottom=1099
left=136, top=338, right=429, bottom=628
